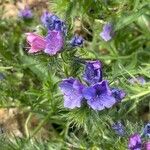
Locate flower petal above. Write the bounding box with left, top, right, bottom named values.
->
left=44, top=31, right=64, bottom=55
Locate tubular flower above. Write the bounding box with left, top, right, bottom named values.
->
left=70, top=34, right=84, bottom=47
left=59, top=78, right=85, bottom=109
left=128, top=133, right=142, bottom=150
left=83, top=80, right=116, bottom=111
left=41, top=11, right=67, bottom=35
left=83, top=61, right=102, bottom=85
left=26, top=33, right=46, bottom=53
left=44, top=31, right=64, bottom=55
left=100, top=23, right=113, bottom=41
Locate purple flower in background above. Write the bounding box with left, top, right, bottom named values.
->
left=83, top=80, right=116, bottom=111
left=59, top=78, right=85, bottom=109
left=144, top=141, right=150, bottom=150
left=70, top=34, right=84, bottom=47
left=100, top=23, right=113, bottom=41
left=83, top=61, right=102, bottom=85
left=41, top=11, right=67, bottom=35
left=129, top=77, right=146, bottom=85
left=128, top=133, right=142, bottom=150
left=19, top=7, right=33, bottom=19
left=143, top=123, right=150, bottom=138
left=112, top=121, right=125, bottom=136
left=44, top=31, right=64, bottom=55
left=111, top=88, right=126, bottom=102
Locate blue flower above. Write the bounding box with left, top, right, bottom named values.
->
left=112, top=121, right=125, bottom=136
left=41, top=11, right=67, bottom=35
left=83, top=80, right=116, bottom=110
left=100, top=23, right=113, bottom=41
left=111, top=88, right=126, bottom=102
left=19, top=7, right=33, bottom=19
left=143, top=123, right=150, bottom=138
left=0, top=73, right=5, bottom=80
left=59, top=78, right=85, bottom=109
left=83, top=61, right=102, bottom=85
left=70, top=34, right=84, bottom=47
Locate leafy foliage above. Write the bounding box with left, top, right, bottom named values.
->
left=0, top=0, right=150, bottom=149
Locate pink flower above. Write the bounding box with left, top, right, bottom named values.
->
left=26, top=33, right=46, bottom=53
left=144, top=141, right=150, bottom=150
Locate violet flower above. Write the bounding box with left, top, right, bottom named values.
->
left=83, top=61, right=102, bottom=85
left=112, top=121, right=125, bottom=136
left=26, top=33, right=46, bottom=53
left=111, top=88, right=126, bottom=102
left=44, top=31, right=64, bottom=55
left=70, top=34, right=84, bottom=47
left=41, top=11, right=67, bottom=35
left=128, top=133, right=142, bottom=150
left=59, top=78, right=85, bottom=109
left=83, top=80, right=116, bottom=111
left=143, top=123, right=150, bottom=138
left=100, top=23, right=113, bottom=41
left=19, top=7, right=33, bottom=19
left=129, top=77, right=146, bottom=85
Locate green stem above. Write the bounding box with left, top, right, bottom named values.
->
left=25, top=112, right=32, bottom=138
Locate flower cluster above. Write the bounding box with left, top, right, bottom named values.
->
left=128, top=123, right=150, bottom=150
left=41, top=11, right=67, bottom=35
left=59, top=61, right=125, bottom=110
left=26, top=12, right=65, bottom=55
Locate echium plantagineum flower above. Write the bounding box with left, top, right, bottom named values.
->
left=26, top=31, right=64, bottom=55
left=59, top=60, right=125, bottom=110
left=100, top=23, right=113, bottom=41
left=41, top=11, right=67, bottom=35
left=19, top=7, right=33, bottom=19
left=83, top=80, right=116, bottom=110
left=70, top=34, right=84, bottom=47
left=128, top=133, right=142, bottom=150
left=0, top=73, right=5, bottom=80
left=83, top=61, right=102, bottom=85
left=44, top=31, right=64, bottom=55
left=111, top=88, right=126, bottom=102
left=112, top=121, right=125, bottom=136
left=59, top=78, right=85, bottom=109
left=26, top=33, right=46, bottom=53
left=143, top=123, right=150, bottom=138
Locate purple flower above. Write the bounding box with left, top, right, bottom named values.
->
left=19, top=7, right=33, bottom=19
left=144, top=141, right=150, bottom=150
left=112, top=121, right=125, bottom=136
left=59, top=78, right=85, bottom=109
left=83, top=80, right=116, bottom=111
left=41, top=11, right=67, bottom=35
left=129, top=77, right=146, bottom=85
left=100, top=23, right=113, bottom=41
left=111, top=88, right=126, bottom=102
left=143, top=123, right=150, bottom=138
left=70, top=34, right=84, bottom=47
left=128, top=133, right=142, bottom=150
left=83, top=61, right=102, bottom=85
left=44, top=31, right=64, bottom=55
